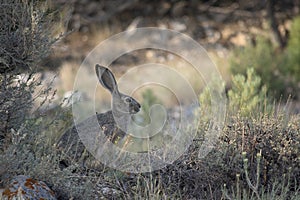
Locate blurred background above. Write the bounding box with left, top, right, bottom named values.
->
left=41, top=0, right=299, bottom=110
left=0, top=1, right=299, bottom=199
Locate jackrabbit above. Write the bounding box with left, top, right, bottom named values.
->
left=57, top=64, right=141, bottom=168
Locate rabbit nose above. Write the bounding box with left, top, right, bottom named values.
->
left=134, top=104, right=140, bottom=112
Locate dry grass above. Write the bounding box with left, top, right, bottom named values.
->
left=1, top=1, right=299, bottom=199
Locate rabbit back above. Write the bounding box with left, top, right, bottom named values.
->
left=56, top=110, right=126, bottom=168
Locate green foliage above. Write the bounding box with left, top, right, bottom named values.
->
left=1, top=2, right=299, bottom=199
left=198, top=75, right=226, bottom=118
left=228, top=68, right=268, bottom=117
left=197, top=75, right=226, bottom=150
left=195, top=70, right=299, bottom=199
left=212, top=110, right=299, bottom=199
left=230, top=16, right=300, bottom=99
left=138, top=89, right=162, bottom=125
left=285, top=16, right=300, bottom=81
left=230, top=37, right=274, bottom=76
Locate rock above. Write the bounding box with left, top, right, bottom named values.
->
left=169, top=20, right=187, bottom=32
left=229, top=32, right=250, bottom=46
left=0, top=175, right=56, bottom=200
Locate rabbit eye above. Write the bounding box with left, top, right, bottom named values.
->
left=125, top=97, right=132, bottom=103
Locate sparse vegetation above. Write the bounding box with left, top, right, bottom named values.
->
left=197, top=70, right=300, bottom=199
left=136, top=89, right=162, bottom=126
left=285, top=16, right=300, bottom=82
left=0, top=1, right=299, bottom=200
left=228, top=68, right=268, bottom=117
left=230, top=16, right=300, bottom=99
left=0, top=0, right=57, bottom=150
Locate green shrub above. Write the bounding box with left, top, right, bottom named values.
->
left=0, top=0, right=59, bottom=74
left=230, top=37, right=280, bottom=90
left=230, top=16, right=300, bottom=99
left=137, top=89, right=162, bottom=126
left=228, top=68, right=268, bottom=117
left=0, top=0, right=58, bottom=151
left=0, top=1, right=74, bottom=198
left=194, top=71, right=299, bottom=199
left=0, top=107, right=97, bottom=199
left=285, top=16, right=300, bottom=82
left=1, top=2, right=299, bottom=199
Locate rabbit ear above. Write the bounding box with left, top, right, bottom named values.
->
left=95, top=64, right=119, bottom=94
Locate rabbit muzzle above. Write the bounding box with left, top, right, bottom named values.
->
left=130, top=101, right=141, bottom=114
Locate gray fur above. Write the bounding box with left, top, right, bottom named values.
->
left=56, top=65, right=140, bottom=169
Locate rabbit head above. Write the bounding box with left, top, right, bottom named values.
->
left=95, top=64, right=141, bottom=119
